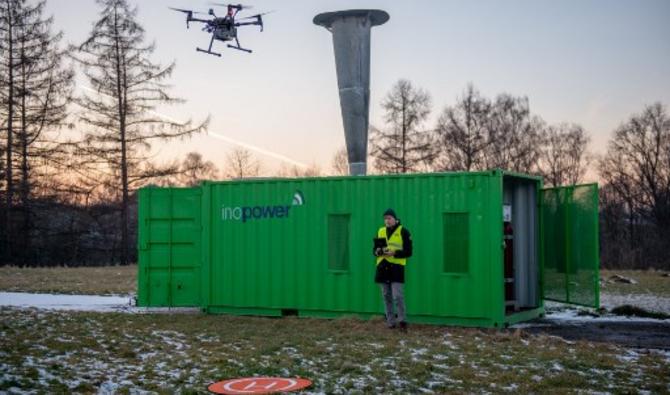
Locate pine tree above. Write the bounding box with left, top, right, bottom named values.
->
left=72, top=0, right=208, bottom=265
left=0, top=0, right=20, bottom=262
left=1, top=0, right=72, bottom=263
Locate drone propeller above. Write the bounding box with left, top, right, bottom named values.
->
left=237, top=10, right=274, bottom=20
left=169, top=7, right=208, bottom=28
left=209, top=3, right=254, bottom=10
left=169, top=7, right=207, bottom=15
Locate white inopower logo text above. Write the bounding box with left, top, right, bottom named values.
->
left=221, top=191, right=304, bottom=223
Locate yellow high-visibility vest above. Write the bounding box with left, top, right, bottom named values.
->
left=376, top=225, right=407, bottom=266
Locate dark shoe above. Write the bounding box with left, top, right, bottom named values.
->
left=399, top=322, right=408, bottom=333
left=387, top=323, right=397, bottom=329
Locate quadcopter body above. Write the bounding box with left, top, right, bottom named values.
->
left=170, top=3, right=270, bottom=57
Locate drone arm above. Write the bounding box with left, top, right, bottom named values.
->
left=187, top=17, right=210, bottom=30
left=235, top=13, right=265, bottom=32
left=235, top=21, right=263, bottom=32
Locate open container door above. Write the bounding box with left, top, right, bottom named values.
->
left=541, top=183, right=600, bottom=308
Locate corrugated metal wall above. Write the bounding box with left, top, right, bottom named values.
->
left=137, top=187, right=202, bottom=307
left=135, top=170, right=592, bottom=328
left=201, top=172, right=505, bottom=326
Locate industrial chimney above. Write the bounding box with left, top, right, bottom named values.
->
left=314, top=10, right=389, bottom=176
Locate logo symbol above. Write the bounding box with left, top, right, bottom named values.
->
left=292, top=190, right=305, bottom=206
left=208, top=377, right=312, bottom=394
left=221, top=190, right=306, bottom=223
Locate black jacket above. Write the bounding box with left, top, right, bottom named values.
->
left=373, top=224, right=413, bottom=284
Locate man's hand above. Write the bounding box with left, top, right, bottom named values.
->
left=383, top=248, right=395, bottom=257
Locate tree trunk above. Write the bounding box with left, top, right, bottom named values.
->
left=4, top=2, right=14, bottom=262
left=401, top=100, right=407, bottom=173
left=19, top=40, right=28, bottom=265
left=113, top=6, right=129, bottom=265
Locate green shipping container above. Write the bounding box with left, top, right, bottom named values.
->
left=137, top=170, right=599, bottom=328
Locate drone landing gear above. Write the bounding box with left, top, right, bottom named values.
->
left=227, top=37, right=252, bottom=53
left=197, top=35, right=222, bottom=57
left=196, top=47, right=222, bottom=57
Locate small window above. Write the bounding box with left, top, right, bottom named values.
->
left=328, top=214, right=350, bottom=271
left=443, top=212, right=469, bottom=273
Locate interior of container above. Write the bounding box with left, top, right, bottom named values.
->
left=502, top=175, right=540, bottom=314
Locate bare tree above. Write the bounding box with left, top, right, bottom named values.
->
left=224, top=148, right=260, bottom=179
left=599, top=181, right=641, bottom=267
left=72, top=0, right=208, bottom=265
left=276, top=163, right=321, bottom=178
left=433, top=84, right=492, bottom=171
left=1, top=0, right=72, bottom=264
left=599, top=102, right=670, bottom=268
left=0, top=0, right=19, bottom=261
left=178, top=152, right=218, bottom=186
left=370, top=79, right=435, bottom=174
left=485, top=94, right=545, bottom=174
left=16, top=1, right=72, bottom=264
left=330, top=146, right=348, bottom=176
left=538, top=123, right=590, bottom=187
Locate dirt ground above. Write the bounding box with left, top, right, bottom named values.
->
left=517, top=318, right=670, bottom=350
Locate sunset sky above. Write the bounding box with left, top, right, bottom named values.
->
left=45, top=0, right=670, bottom=179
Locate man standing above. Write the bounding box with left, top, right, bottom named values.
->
left=373, top=208, right=413, bottom=332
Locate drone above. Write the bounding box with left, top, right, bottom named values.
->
left=170, top=3, right=271, bottom=57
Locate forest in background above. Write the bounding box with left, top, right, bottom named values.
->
left=1, top=0, right=668, bottom=269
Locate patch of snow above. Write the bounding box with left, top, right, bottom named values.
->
left=0, top=292, right=130, bottom=312
left=98, top=380, right=119, bottom=394
left=510, top=301, right=670, bottom=328
left=442, top=339, right=459, bottom=350
left=5, top=387, right=32, bottom=395
left=616, top=349, right=640, bottom=363
left=0, top=292, right=201, bottom=313
left=410, top=347, right=429, bottom=362
left=546, top=308, right=666, bottom=323
left=151, top=329, right=187, bottom=351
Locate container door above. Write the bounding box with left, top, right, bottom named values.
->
left=540, top=183, right=599, bottom=308
left=138, top=187, right=202, bottom=307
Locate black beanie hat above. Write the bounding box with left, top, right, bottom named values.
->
left=383, top=208, right=397, bottom=219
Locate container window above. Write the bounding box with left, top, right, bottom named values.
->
left=328, top=214, right=350, bottom=271
left=443, top=212, right=469, bottom=273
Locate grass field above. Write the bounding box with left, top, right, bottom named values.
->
left=1, top=265, right=668, bottom=299
left=0, top=265, right=137, bottom=296
left=1, top=266, right=669, bottom=393
left=1, top=307, right=668, bottom=394
left=600, top=269, right=670, bottom=298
